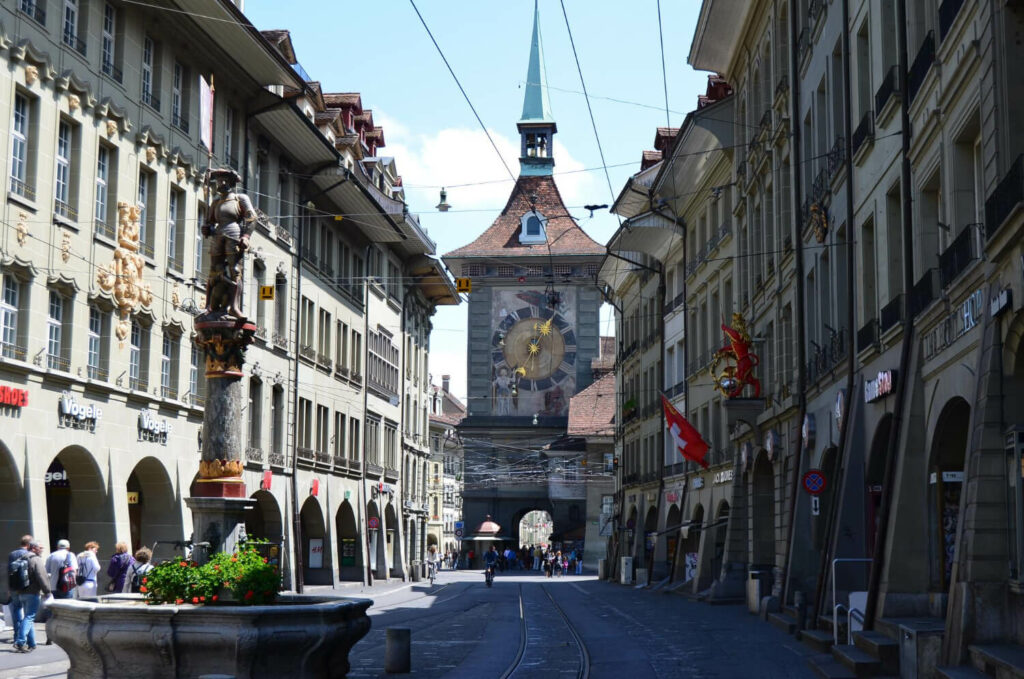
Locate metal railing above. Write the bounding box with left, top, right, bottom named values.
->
left=161, top=386, right=177, bottom=399
left=47, top=354, right=70, bottom=371
left=101, top=59, right=123, bottom=84
left=54, top=199, right=77, bottom=221
left=246, top=447, right=264, bottom=463
left=938, top=223, right=981, bottom=288
left=171, top=111, right=189, bottom=133
left=167, top=256, right=183, bottom=273
left=129, top=377, right=148, bottom=392
left=879, top=294, right=904, bottom=333
left=299, top=344, right=316, bottom=362
left=985, top=153, right=1023, bottom=240
left=874, top=65, right=899, bottom=118
left=857, top=319, right=879, bottom=353
left=909, top=268, right=940, bottom=318
left=62, top=30, right=87, bottom=56
left=268, top=450, right=285, bottom=467
left=827, top=137, right=847, bottom=180
left=139, top=241, right=154, bottom=259
left=19, top=1, right=46, bottom=25
left=142, top=90, right=161, bottom=112
left=297, top=446, right=315, bottom=461
left=95, top=219, right=115, bottom=240
left=851, top=110, right=874, bottom=157
left=1, top=342, right=27, bottom=361
left=907, top=31, right=935, bottom=105
left=807, top=328, right=846, bottom=384
left=10, top=177, right=35, bottom=200
left=832, top=558, right=873, bottom=647
left=87, top=365, right=108, bottom=381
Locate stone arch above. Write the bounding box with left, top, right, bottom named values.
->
left=0, top=439, right=27, bottom=600
left=367, top=500, right=385, bottom=579
left=626, top=504, right=639, bottom=554
left=126, top=456, right=182, bottom=555
left=666, top=503, right=683, bottom=577
left=927, top=397, right=971, bottom=591
left=866, top=414, right=893, bottom=557
left=45, top=445, right=114, bottom=554
left=751, top=451, right=774, bottom=567
left=385, top=502, right=402, bottom=578
left=335, top=500, right=361, bottom=582
left=710, top=500, right=731, bottom=582
left=299, top=496, right=330, bottom=585
left=516, top=508, right=553, bottom=548
left=245, top=490, right=283, bottom=542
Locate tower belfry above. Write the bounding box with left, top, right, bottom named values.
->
left=518, top=0, right=556, bottom=176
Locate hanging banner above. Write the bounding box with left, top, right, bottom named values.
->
left=199, top=75, right=214, bottom=152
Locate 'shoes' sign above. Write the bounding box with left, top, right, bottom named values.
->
left=0, top=385, right=28, bottom=407
left=59, top=391, right=101, bottom=431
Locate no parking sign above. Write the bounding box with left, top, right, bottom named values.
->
left=802, top=469, right=827, bottom=496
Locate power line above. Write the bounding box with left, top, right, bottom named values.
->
left=656, top=0, right=671, bottom=130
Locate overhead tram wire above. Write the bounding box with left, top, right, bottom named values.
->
left=656, top=0, right=671, bottom=129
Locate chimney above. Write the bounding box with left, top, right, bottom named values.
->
left=442, top=375, right=451, bottom=393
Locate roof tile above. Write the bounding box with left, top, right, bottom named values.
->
left=567, top=372, right=616, bottom=437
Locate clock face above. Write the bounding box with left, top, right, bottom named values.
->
left=501, top=316, right=566, bottom=380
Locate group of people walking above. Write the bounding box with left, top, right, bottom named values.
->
left=4, top=535, right=154, bottom=652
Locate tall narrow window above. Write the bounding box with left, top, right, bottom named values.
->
left=271, top=385, right=284, bottom=454
left=62, top=0, right=80, bottom=52
left=142, top=36, right=158, bottom=110
left=1, top=276, right=21, bottom=360
left=101, top=4, right=119, bottom=81
left=138, top=169, right=155, bottom=257
left=55, top=121, right=73, bottom=219
left=95, top=146, right=110, bottom=232
left=168, top=189, right=184, bottom=271
left=189, top=344, right=202, bottom=406
left=160, top=334, right=179, bottom=398
left=87, top=307, right=107, bottom=380
left=172, top=62, right=184, bottom=130
left=275, top=274, right=287, bottom=338
left=225, top=107, right=236, bottom=167
left=334, top=412, right=345, bottom=458
left=248, top=378, right=262, bottom=450
left=129, top=320, right=148, bottom=391
left=350, top=419, right=360, bottom=460
left=47, top=291, right=66, bottom=370
left=10, top=94, right=29, bottom=197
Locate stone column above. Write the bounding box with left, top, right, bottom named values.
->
left=185, top=314, right=257, bottom=562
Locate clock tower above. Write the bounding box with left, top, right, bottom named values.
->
left=442, top=1, right=604, bottom=556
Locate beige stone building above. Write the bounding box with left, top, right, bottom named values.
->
left=0, top=0, right=456, bottom=596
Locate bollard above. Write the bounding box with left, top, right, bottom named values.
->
left=384, top=627, right=411, bottom=673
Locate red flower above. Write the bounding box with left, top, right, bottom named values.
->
left=244, top=590, right=254, bottom=600
left=192, top=597, right=199, bottom=604
left=179, top=561, right=188, bottom=567
left=140, top=586, right=148, bottom=593
left=212, top=595, right=219, bottom=602
left=200, top=596, right=206, bottom=602
left=175, top=598, right=184, bottom=604
left=223, top=581, right=230, bottom=588
left=263, top=558, right=268, bottom=563
left=142, top=577, right=148, bottom=584
left=213, top=565, right=220, bottom=571
left=231, top=556, right=238, bottom=562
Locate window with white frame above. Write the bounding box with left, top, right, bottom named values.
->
left=334, top=412, right=346, bottom=458
left=55, top=121, right=73, bottom=219
left=167, top=188, right=184, bottom=271
left=138, top=169, right=155, bottom=257
left=189, top=343, right=204, bottom=406
left=47, top=291, right=68, bottom=371
left=519, top=210, right=546, bottom=244
left=142, top=36, right=159, bottom=110
left=95, top=145, right=110, bottom=232
left=1, top=276, right=22, bottom=360
left=248, top=378, right=262, bottom=449
left=62, top=0, right=81, bottom=52
left=129, top=319, right=149, bottom=391
left=271, top=385, right=284, bottom=454
left=10, top=94, right=30, bottom=197
left=101, top=4, right=120, bottom=81
left=316, top=405, right=329, bottom=454
left=171, top=62, right=187, bottom=131
left=87, top=306, right=108, bottom=380
left=160, top=333, right=179, bottom=398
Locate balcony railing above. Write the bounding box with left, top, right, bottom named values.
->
left=857, top=319, right=879, bottom=353
left=47, top=354, right=70, bottom=372
left=939, top=0, right=966, bottom=41
left=297, top=446, right=315, bottom=461
left=190, top=393, right=206, bottom=408
left=807, top=328, right=846, bottom=384
left=1, top=342, right=27, bottom=361
left=95, top=219, right=116, bottom=240
left=907, top=31, right=935, bottom=105
left=797, top=26, right=811, bottom=65
left=171, top=111, right=189, bottom=133
left=826, top=137, right=846, bottom=180
left=139, top=240, right=154, bottom=259
left=268, top=450, right=285, bottom=467
left=87, top=365, right=108, bottom=381
left=985, top=153, right=1023, bottom=240
left=54, top=199, right=77, bottom=221
left=62, top=30, right=87, bottom=56
left=167, top=256, right=183, bottom=273
left=299, top=344, right=316, bottom=362
left=852, top=110, right=874, bottom=157
left=273, top=332, right=289, bottom=350
left=160, top=386, right=177, bottom=400
left=909, top=268, right=940, bottom=318
left=275, top=223, right=293, bottom=245
left=315, top=450, right=332, bottom=466
left=129, top=376, right=149, bottom=392
left=142, top=90, right=161, bottom=112
left=246, top=447, right=264, bottom=464
left=101, top=59, right=123, bottom=84
left=874, top=65, right=899, bottom=118
left=664, top=290, right=685, bottom=315
left=19, top=1, right=46, bottom=26
left=10, top=177, right=36, bottom=200
left=775, top=75, right=789, bottom=99
left=879, top=294, right=904, bottom=333
left=938, top=224, right=981, bottom=288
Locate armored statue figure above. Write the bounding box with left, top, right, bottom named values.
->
left=202, top=168, right=256, bottom=318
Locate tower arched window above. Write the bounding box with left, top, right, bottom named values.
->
left=519, top=210, right=546, bottom=244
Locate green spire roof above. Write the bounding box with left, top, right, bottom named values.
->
left=519, top=0, right=554, bottom=125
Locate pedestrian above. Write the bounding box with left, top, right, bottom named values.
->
left=544, top=554, right=553, bottom=578
left=576, top=553, right=584, bottom=575
left=467, top=548, right=474, bottom=569
left=11, top=540, right=51, bottom=653
left=44, top=539, right=78, bottom=599
left=76, top=542, right=101, bottom=598
left=106, top=542, right=134, bottom=593
left=123, top=547, right=153, bottom=593
left=6, top=535, right=32, bottom=646
left=561, top=553, right=569, bottom=576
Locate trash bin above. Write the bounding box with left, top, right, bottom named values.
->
left=747, top=570, right=770, bottom=614
left=410, top=560, right=421, bottom=582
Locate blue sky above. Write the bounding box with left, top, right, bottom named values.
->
left=244, top=0, right=709, bottom=401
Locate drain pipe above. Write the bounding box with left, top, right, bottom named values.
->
left=863, top=0, right=915, bottom=630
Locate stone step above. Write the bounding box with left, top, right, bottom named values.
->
left=800, top=629, right=836, bottom=654
left=936, top=666, right=990, bottom=679
left=969, top=644, right=1024, bottom=679
left=832, top=644, right=881, bottom=677
left=874, top=616, right=944, bottom=643
left=808, top=653, right=857, bottom=679
left=768, top=611, right=798, bottom=634
left=853, top=630, right=900, bottom=675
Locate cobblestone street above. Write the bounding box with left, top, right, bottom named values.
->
left=2, top=570, right=816, bottom=678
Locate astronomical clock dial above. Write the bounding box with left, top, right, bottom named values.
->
left=492, top=303, right=576, bottom=392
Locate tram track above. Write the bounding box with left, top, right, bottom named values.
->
left=500, top=582, right=590, bottom=679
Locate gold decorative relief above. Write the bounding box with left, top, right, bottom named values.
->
left=171, top=282, right=181, bottom=310
left=106, top=120, right=118, bottom=137
left=145, top=146, right=157, bottom=164
left=175, top=167, right=186, bottom=183
left=24, top=66, right=38, bottom=85
left=95, top=202, right=154, bottom=347
left=199, top=459, right=244, bottom=479
left=15, top=212, right=28, bottom=246
left=68, top=94, right=80, bottom=112
left=60, top=230, right=71, bottom=263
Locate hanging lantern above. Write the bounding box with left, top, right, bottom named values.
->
left=436, top=188, right=451, bottom=212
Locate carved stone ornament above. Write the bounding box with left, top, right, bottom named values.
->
left=68, top=94, right=80, bottom=112
left=15, top=212, right=29, bottom=247
left=145, top=146, right=157, bottom=164
left=60, top=230, right=71, bottom=263
left=106, top=120, right=118, bottom=138
left=171, top=282, right=181, bottom=310
left=175, top=166, right=186, bottom=183
left=95, top=202, right=154, bottom=347
left=24, top=65, right=38, bottom=85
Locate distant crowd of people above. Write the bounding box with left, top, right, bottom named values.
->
left=3, top=535, right=154, bottom=653
left=426, top=544, right=584, bottom=575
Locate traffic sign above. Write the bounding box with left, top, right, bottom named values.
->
left=454, top=528, right=464, bottom=540
left=455, top=277, right=472, bottom=293
left=368, top=516, right=380, bottom=530
left=454, top=521, right=464, bottom=530
left=802, top=469, right=827, bottom=496
left=259, top=285, right=275, bottom=300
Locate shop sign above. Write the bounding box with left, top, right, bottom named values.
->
left=864, top=370, right=897, bottom=403
left=44, top=460, right=69, bottom=487
left=308, top=538, right=323, bottom=569
left=311, top=479, right=319, bottom=497
left=262, top=470, right=272, bottom=490
left=341, top=538, right=357, bottom=567
left=692, top=476, right=705, bottom=490
left=666, top=491, right=680, bottom=502
left=58, top=391, right=101, bottom=431
left=929, top=471, right=964, bottom=484
left=990, top=288, right=1012, bottom=317
left=374, top=482, right=394, bottom=497
left=713, top=469, right=734, bottom=485
left=127, top=491, right=139, bottom=505
left=922, top=288, right=984, bottom=360
left=802, top=414, right=816, bottom=451
left=138, top=410, right=172, bottom=444
left=404, top=500, right=415, bottom=509
left=0, top=385, right=28, bottom=408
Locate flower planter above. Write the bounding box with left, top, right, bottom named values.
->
left=46, top=593, right=372, bottom=679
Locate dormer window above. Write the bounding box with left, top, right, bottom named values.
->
left=519, top=210, right=547, bottom=244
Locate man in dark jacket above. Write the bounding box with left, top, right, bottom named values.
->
left=7, top=535, right=31, bottom=649
left=12, top=541, right=50, bottom=652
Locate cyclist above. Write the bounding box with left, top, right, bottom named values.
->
left=483, top=546, right=499, bottom=581
left=426, top=545, right=438, bottom=583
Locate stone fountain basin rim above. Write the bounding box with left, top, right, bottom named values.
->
left=47, top=593, right=373, bottom=616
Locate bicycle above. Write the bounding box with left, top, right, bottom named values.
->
left=485, top=563, right=496, bottom=587
left=427, top=560, right=437, bottom=585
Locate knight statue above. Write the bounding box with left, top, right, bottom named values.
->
left=202, top=168, right=255, bottom=319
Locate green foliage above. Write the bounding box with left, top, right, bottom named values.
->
left=142, top=536, right=280, bottom=606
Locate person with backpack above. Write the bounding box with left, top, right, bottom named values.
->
left=123, top=547, right=154, bottom=594
left=106, top=542, right=134, bottom=593
left=10, top=540, right=50, bottom=652
left=76, top=542, right=101, bottom=598
left=44, top=539, right=78, bottom=599
left=6, top=535, right=32, bottom=648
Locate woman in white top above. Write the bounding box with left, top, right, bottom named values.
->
left=76, top=541, right=101, bottom=598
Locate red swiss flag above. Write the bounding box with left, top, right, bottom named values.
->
left=661, top=395, right=710, bottom=469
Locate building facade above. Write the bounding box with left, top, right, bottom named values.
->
left=0, top=0, right=457, bottom=597
left=427, top=374, right=466, bottom=556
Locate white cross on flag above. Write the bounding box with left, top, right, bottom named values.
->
left=662, top=394, right=710, bottom=469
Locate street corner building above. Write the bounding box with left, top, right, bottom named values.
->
left=0, top=0, right=460, bottom=596
left=599, top=0, right=1024, bottom=676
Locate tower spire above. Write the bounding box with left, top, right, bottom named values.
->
left=518, top=0, right=556, bottom=176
